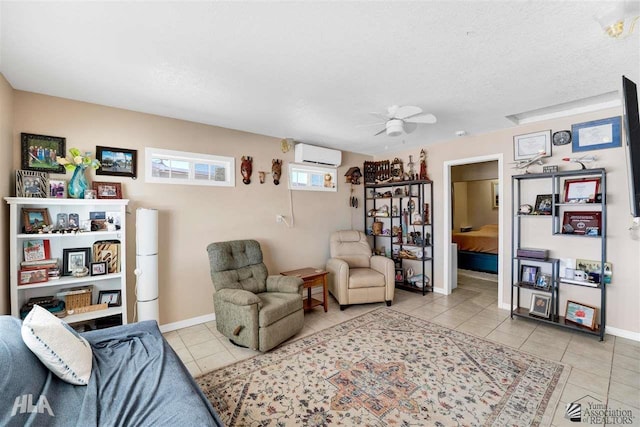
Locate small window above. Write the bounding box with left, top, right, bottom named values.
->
left=288, top=163, right=337, bottom=192
left=145, top=147, right=234, bottom=187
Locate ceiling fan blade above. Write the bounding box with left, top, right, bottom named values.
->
left=404, top=122, right=418, bottom=134
left=404, top=113, right=437, bottom=124
left=394, top=105, right=422, bottom=119
left=356, top=121, right=386, bottom=128
left=374, top=128, right=387, bottom=136
left=369, top=112, right=390, bottom=120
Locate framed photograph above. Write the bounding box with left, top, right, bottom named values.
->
left=91, top=261, right=107, bottom=276
left=16, top=170, right=49, bottom=198
left=49, top=179, right=67, bottom=198
left=564, top=178, right=600, bottom=203
left=68, top=213, right=79, bottom=228
left=520, top=264, right=539, bottom=285
left=56, top=213, right=68, bottom=229
left=19, top=268, right=49, bottom=286
left=534, top=194, right=554, bottom=215
left=572, top=116, right=622, bottom=152
left=395, top=269, right=404, bottom=282
left=562, top=211, right=601, bottom=236
left=93, top=181, right=123, bottom=199
left=96, top=146, right=137, bottom=178
left=565, top=300, right=597, bottom=330
left=513, top=130, right=552, bottom=160
left=491, top=180, right=499, bottom=208
left=529, top=294, right=551, bottom=318
left=21, top=133, right=66, bottom=173
left=22, top=208, right=51, bottom=233
left=62, top=247, right=91, bottom=276
left=535, top=273, right=552, bottom=291
left=98, top=290, right=121, bottom=307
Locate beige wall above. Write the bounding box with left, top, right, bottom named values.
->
left=452, top=181, right=468, bottom=230
left=382, top=107, right=640, bottom=335
left=466, top=180, right=498, bottom=228
left=0, top=75, right=14, bottom=314
left=452, top=161, right=498, bottom=181
left=12, top=91, right=368, bottom=325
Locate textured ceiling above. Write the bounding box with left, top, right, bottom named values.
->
left=1, top=1, right=639, bottom=155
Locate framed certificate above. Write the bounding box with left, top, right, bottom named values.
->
left=513, top=130, right=552, bottom=160
left=564, top=178, right=600, bottom=203
left=571, top=116, right=621, bottom=152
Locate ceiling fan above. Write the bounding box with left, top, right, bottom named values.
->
left=364, top=105, right=437, bottom=137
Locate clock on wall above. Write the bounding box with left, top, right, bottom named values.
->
left=552, top=130, right=572, bottom=146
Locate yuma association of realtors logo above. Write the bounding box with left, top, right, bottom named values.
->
left=566, top=395, right=635, bottom=424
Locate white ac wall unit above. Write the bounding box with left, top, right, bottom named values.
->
left=294, top=143, right=342, bottom=167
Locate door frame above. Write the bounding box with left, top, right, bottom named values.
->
left=442, top=153, right=505, bottom=308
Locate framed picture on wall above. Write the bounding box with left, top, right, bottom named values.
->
left=513, top=130, right=552, bottom=160
left=21, top=133, right=66, bottom=174
left=96, top=146, right=137, bottom=178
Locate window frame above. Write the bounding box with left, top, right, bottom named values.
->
left=288, top=163, right=337, bottom=192
left=145, top=147, right=235, bottom=187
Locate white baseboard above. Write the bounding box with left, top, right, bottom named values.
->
left=159, top=313, right=216, bottom=333
left=605, top=325, right=640, bottom=342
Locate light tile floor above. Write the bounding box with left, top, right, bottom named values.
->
left=164, top=274, right=640, bottom=426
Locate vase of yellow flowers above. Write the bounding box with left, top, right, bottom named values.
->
left=57, top=149, right=101, bottom=199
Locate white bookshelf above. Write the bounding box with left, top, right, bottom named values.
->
left=5, top=197, right=129, bottom=326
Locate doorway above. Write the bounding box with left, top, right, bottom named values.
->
left=442, top=154, right=505, bottom=308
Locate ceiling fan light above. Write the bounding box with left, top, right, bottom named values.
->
left=386, top=119, right=404, bottom=137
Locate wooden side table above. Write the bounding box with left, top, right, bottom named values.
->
left=280, top=267, right=328, bottom=312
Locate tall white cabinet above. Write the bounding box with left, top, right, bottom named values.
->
left=5, top=197, right=128, bottom=326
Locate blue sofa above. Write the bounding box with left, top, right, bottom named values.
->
left=0, top=316, right=223, bottom=426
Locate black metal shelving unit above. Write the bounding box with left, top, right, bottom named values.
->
left=511, top=168, right=607, bottom=340
left=364, top=179, right=434, bottom=295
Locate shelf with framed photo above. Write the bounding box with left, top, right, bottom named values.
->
left=4, top=197, right=129, bottom=328
left=364, top=178, right=433, bottom=295
left=511, top=168, right=607, bottom=340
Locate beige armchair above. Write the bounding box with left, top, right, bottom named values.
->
left=326, top=230, right=395, bottom=310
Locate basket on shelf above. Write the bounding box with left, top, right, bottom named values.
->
left=57, top=286, right=92, bottom=310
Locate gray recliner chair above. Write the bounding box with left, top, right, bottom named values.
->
left=206, top=239, right=304, bottom=352
left=326, top=230, right=395, bottom=310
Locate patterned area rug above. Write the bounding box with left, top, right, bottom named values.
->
left=196, top=309, right=568, bottom=426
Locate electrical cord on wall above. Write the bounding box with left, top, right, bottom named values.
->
left=287, top=188, right=295, bottom=228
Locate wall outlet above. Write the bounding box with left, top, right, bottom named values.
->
left=276, top=214, right=284, bottom=223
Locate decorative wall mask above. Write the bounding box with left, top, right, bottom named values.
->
left=272, top=159, right=282, bottom=185
left=241, top=156, right=253, bottom=185
left=258, top=171, right=266, bottom=184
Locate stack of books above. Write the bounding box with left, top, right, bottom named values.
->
left=21, top=239, right=59, bottom=284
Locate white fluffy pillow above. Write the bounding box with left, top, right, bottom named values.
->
left=21, top=305, right=92, bottom=385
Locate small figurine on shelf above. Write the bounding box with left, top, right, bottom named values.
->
left=407, top=155, right=416, bottom=180
left=419, top=149, right=429, bottom=180
left=391, top=158, right=404, bottom=182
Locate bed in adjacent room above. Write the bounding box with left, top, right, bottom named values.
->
left=451, top=224, right=499, bottom=274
